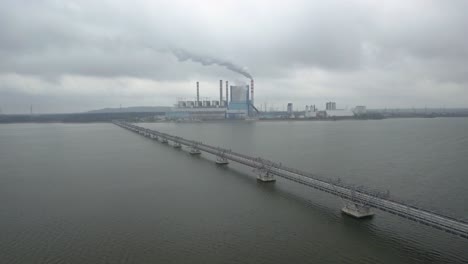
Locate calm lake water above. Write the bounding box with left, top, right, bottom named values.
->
left=1, top=118, right=467, bottom=263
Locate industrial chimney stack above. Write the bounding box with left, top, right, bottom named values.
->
left=196, top=81, right=199, bottom=103
left=250, top=79, right=254, bottom=106
left=225, top=80, right=229, bottom=104
left=219, top=80, right=223, bottom=106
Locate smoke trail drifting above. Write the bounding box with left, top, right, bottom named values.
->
left=170, top=48, right=252, bottom=79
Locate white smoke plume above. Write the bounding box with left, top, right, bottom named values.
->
left=170, top=48, right=252, bottom=79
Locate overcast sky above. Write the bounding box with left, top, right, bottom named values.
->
left=1, top=0, right=468, bottom=113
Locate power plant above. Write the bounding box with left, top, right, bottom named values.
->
left=166, top=78, right=363, bottom=121
left=167, top=79, right=258, bottom=120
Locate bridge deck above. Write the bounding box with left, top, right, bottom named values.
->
left=114, top=121, right=468, bottom=239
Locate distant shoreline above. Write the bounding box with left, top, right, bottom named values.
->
left=1, top=112, right=468, bottom=124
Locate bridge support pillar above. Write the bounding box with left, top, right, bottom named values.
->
left=341, top=202, right=374, bottom=218
left=216, top=157, right=229, bottom=165
left=257, top=171, right=275, bottom=182
left=189, top=147, right=201, bottom=155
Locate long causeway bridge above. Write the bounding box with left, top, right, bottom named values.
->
left=114, top=121, right=468, bottom=239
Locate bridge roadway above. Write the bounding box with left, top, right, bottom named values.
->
left=114, top=121, right=468, bottom=239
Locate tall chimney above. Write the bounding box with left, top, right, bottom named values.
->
left=219, top=80, right=223, bottom=105
left=225, top=80, right=229, bottom=104
left=250, top=79, right=254, bottom=105
left=196, top=81, right=199, bottom=103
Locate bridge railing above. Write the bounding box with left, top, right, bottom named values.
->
left=114, top=121, right=468, bottom=221
left=113, top=121, right=468, bottom=235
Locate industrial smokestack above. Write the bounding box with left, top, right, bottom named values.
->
left=250, top=79, right=254, bottom=105
left=225, top=80, right=229, bottom=104
left=219, top=80, right=223, bottom=106
left=196, top=81, right=199, bottom=103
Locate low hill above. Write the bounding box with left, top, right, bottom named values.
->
left=87, top=106, right=172, bottom=113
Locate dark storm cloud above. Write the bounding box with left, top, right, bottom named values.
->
left=1, top=0, right=468, bottom=113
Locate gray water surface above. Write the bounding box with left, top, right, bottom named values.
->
left=1, top=118, right=467, bottom=263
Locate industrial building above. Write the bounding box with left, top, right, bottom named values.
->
left=324, top=109, right=354, bottom=118
left=167, top=79, right=256, bottom=120
left=353, top=106, right=367, bottom=115
left=226, top=84, right=250, bottom=119
left=285, top=103, right=293, bottom=118
left=303, top=103, right=355, bottom=119
left=326, top=102, right=337, bottom=111
left=304, top=105, right=317, bottom=118
left=167, top=81, right=360, bottom=121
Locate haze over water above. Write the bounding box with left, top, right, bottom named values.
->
left=1, top=118, right=467, bottom=263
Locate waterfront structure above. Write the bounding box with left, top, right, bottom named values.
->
left=287, top=103, right=293, bottom=117
left=326, top=102, right=337, bottom=110
left=169, top=81, right=255, bottom=120
left=226, top=85, right=250, bottom=119
left=305, top=105, right=317, bottom=118
left=166, top=107, right=227, bottom=120
left=353, top=106, right=367, bottom=115
left=114, top=121, right=468, bottom=239
left=168, top=81, right=228, bottom=120
left=325, top=109, right=354, bottom=118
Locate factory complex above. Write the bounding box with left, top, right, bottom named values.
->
left=167, top=79, right=259, bottom=120
left=166, top=79, right=366, bottom=121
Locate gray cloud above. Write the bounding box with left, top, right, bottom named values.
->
left=0, top=0, right=468, bottom=113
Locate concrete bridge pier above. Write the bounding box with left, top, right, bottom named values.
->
left=215, top=150, right=229, bottom=165
left=216, top=156, right=229, bottom=165
left=257, top=171, right=276, bottom=182
left=341, top=202, right=374, bottom=218
left=112, top=122, right=468, bottom=239
left=189, top=146, right=201, bottom=155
